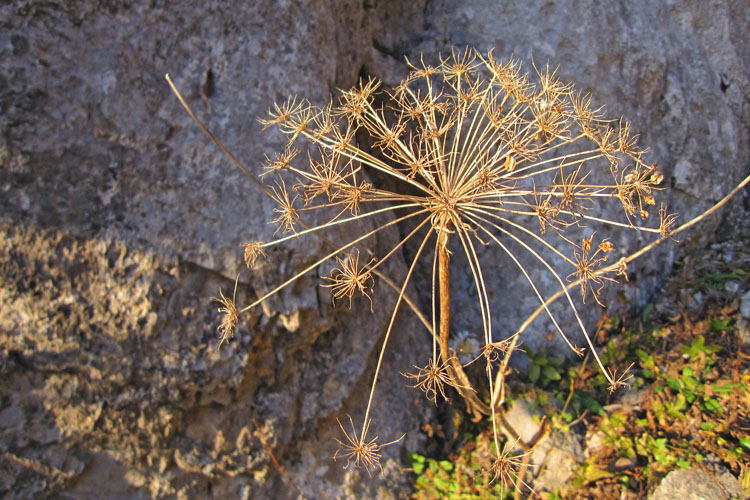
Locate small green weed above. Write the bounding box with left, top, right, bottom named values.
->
left=409, top=432, right=515, bottom=499
left=567, top=304, right=749, bottom=498
left=523, top=346, right=565, bottom=387
left=409, top=300, right=749, bottom=499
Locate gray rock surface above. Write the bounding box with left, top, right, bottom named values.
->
left=502, top=400, right=583, bottom=492
left=1, top=2, right=426, bottom=499
left=1, top=0, right=748, bottom=499
left=649, top=468, right=745, bottom=500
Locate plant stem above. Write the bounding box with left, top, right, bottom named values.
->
left=438, top=231, right=452, bottom=364
left=438, top=228, right=529, bottom=451
left=437, top=229, right=492, bottom=417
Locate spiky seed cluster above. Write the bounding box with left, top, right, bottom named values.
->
left=333, top=415, right=404, bottom=477
left=489, top=446, right=535, bottom=495
left=607, top=362, right=635, bottom=394
left=569, top=235, right=617, bottom=305
left=216, top=48, right=674, bottom=473
left=321, top=249, right=376, bottom=311
left=481, top=336, right=518, bottom=363
left=213, top=275, right=240, bottom=347
left=402, top=357, right=462, bottom=403
left=243, top=241, right=265, bottom=268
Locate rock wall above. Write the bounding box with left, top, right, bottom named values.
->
left=1, top=2, right=427, bottom=499
left=1, top=1, right=747, bottom=499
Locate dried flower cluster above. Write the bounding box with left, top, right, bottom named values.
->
left=200, top=48, right=675, bottom=479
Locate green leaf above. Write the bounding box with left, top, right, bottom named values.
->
left=606, top=339, right=618, bottom=364
left=447, top=480, right=459, bottom=494
left=667, top=376, right=680, bottom=392
left=543, top=365, right=561, bottom=381
left=700, top=421, right=716, bottom=431
left=548, top=356, right=564, bottom=367
left=433, top=476, right=447, bottom=491
left=680, top=336, right=720, bottom=359
left=707, top=318, right=731, bottom=333
left=739, top=437, right=750, bottom=449
left=683, top=389, right=697, bottom=404
left=703, top=398, right=723, bottom=413
left=529, top=363, right=540, bottom=382
left=680, top=370, right=698, bottom=390
left=636, top=348, right=655, bottom=368
left=672, top=393, right=687, bottom=414
left=642, top=303, right=654, bottom=323
left=409, top=453, right=426, bottom=475
left=416, top=475, right=431, bottom=488
left=711, top=383, right=735, bottom=394
left=582, top=394, right=604, bottom=416
left=654, top=450, right=671, bottom=465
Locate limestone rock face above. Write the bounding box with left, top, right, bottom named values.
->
left=0, top=2, right=426, bottom=499
left=648, top=468, right=745, bottom=500
left=1, top=1, right=747, bottom=498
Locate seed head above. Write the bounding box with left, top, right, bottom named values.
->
left=170, top=48, right=675, bottom=471
left=213, top=275, right=240, bottom=348
left=569, top=236, right=618, bottom=306
left=333, top=415, right=403, bottom=476
left=243, top=241, right=266, bottom=268
left=488, top=445, right=535, bottom=495
left=322, top=249, right=376, bottom=311
left=402, top=357, right=464, bottom=403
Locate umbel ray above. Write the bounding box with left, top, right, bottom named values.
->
left=166, top=47, right=743, bottom=479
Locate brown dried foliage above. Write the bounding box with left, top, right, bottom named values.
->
left=182, top=48, right=678, bottom=476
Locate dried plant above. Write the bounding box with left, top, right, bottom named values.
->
left=167, top=47, right=685, bottom=481
left=213, top=274, right=240, bottom=348
left=489, top=443, right=535, bottom=496
left=333, top=414, right=404, bottom=476
left=402, top=356, right=467, bottom=403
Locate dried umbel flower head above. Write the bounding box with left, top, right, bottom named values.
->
left=333, top=415, right=404, bottom=477
left=243, top=241, right=265, bottom=268
left=321, top=248, right=376, bottom=311
left=213, top=274, right=240, bottom=348
left=489, top=444, right=535, bottom=495
left=569, top=234, right=618, bottom=306
left=402, top=356, right=468, bottom=403
left=168, top=47, right=676, bottom=475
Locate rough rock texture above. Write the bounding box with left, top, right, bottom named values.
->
left=1, top=0, right=748, bottom=499
left=648, top=468, right=745, bottom=500
left=502, top=400, right=583, bottom=493
left=1, top=2, right=428, bottom=499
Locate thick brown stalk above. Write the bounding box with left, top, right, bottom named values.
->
left=437, top=231, right=527, bottom=452
left=437, top=230, right=491, bottom=416
left=438, top=231, right=452, bottom=364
